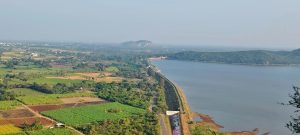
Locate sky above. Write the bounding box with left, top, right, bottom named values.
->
left=0, top=0, right=299, bottom=49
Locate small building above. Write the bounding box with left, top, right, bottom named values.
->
left=166, top=111, right=179, bottom=116
left=55, top=123, right=65, bottom=128
left=31, top=53, right=38, bottom=57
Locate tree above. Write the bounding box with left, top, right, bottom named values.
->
left=0, top=88, right=15, bottom=101
left=286, top=86, right=300, bottom=133
left=21, top=120, right=43, bottom=131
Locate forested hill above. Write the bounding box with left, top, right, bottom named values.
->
left=167, top=49, right=300, bottom=65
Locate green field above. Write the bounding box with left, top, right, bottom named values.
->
left=41, top=102, right=145, bottom=126
left=26, top=128, right=79, bottom=135
left=16, top=92, right=96, bottom=105
left=29, top=78, right=84, bottom=85
left=7, top=88, right=44, bottom=96
left=51, top=92, right=96, bottom=98
left=105, top=66, right=119, bottom=72
left=0, top=100, right=21, bottom=110
left=16, top=95, right=62, bottom=105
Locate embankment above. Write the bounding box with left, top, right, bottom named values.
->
left=148, top=65, right=192, bottom=135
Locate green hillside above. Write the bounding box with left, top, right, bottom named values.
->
left=168, top=49, right=300, bottom=65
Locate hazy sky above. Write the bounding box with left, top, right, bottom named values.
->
left=0, top=0, right=299, bottom=48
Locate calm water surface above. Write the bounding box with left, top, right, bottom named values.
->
left=152, top=60, right=300, bottom=135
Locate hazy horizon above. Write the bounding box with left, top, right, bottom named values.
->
left=0, top=0, right=299, bottom=48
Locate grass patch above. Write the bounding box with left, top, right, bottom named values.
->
left=29, top=78, right=83, bottom=85
left=96, top=77, right=123, bottom=83
left=105, top=66, right=119, bottom=72
left=51, top=92, right=96, bottom=98
left=16, top=92, right=96, bottom=105
left=16, top=95, right=62, bottom=105
left=0, top=124, right=22, bottom=135
left=7, top=88, right=44, bottom=97
left=0, top=100, right=21, bottom=110
left=41, top=102, right=145, bottom=126
left=26, top=128, right=80, bottom=135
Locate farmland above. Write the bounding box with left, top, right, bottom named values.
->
left=6, top=88, right=44, bottom=97
left=16, top=92, right=96, bottom=105
left=0, top=43, right=162, bottom=134
left=0, top=100, right=21, bottom=110
left=27, top=128, right=80, bottom=135
left=0, top=124, right=22, bottom=134
left=16, top=95, right=62, bottom=105
left=41, top=102, right=145, bottom=126
left=0, top=108, right=35, bottom=119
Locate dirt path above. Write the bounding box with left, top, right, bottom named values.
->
left=22, top=104, right=85, bottom=135
left=159, top=114, right=170, bottom=135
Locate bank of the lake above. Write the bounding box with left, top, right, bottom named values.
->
left=152, top=60, right=300, bottom=135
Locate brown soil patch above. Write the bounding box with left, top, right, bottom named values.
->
left=0, top=109, right=35, bottom=119
left=0, top=117, right=55, bottom=127
left=46, top=72, right=122, bottom=82
left=192, top=112, right=224, bottom=130
left=230, top=128, right=260, bottom=135
left=96, top=77, right=123, bottom=83
left=46, top=76, right=86, bottom=80
left=180, top=113, right=191, bottom=135
left=29, top=101, right=108, bottom=113
left=61, top=97, right=103, bottom=104
left=29, top=104, right=73, bottom=113
left=76, top=72, right=102, bottom=78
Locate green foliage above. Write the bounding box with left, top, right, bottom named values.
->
left=192, top=126, right=228, bottom=135
left=22, top=120, right=43, bottom=131
left=7, top=88, right=44, bottom=97
left=79, top=112, right=159, bottom=135
left=286, top=86, right=300, bottom=133
left=41, top=102, right=145, bottom=126
left=29, top=78, right=83, bottom=85
left=0, top=88, right=15, bottom=101
left=96, top=82, right=153, bottom=109
left=105, top=66, right=119, bottom=72
left=148, top=68, right=180, bottom=111
left=169, top=49, right=300, bottom=65
left=0, top=100, right=20, bottom=110
left=0, top=44, right=161, bottom=135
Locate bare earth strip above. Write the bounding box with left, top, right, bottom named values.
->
left=61, top=97, right=103, bottom=104
left=0, top=108, right=35, bottom=119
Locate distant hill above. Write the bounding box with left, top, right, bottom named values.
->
left=168, top=49, right=300, bottom=65
left=121, top=40, right=153, bottom=48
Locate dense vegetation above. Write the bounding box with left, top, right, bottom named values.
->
left=0, top=42, right=165, bottom=135
left=148, top=67, right=180, bottom=111
left=95, top=81, right=157, bottom=109
left=168, top=49, right=300, bottom=65
left=285, top=86, right=300, bottom=133
left=79, top=112, right=159, bottom=135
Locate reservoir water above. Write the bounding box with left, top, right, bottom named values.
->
left=152, top=60, right=300, bottom=135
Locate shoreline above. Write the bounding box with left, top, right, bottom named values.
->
left=164, top=70, right=263, bottom=135
left=150, top=59, right=264, bottom=135
left=165, top=59, right=300, bottom=67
